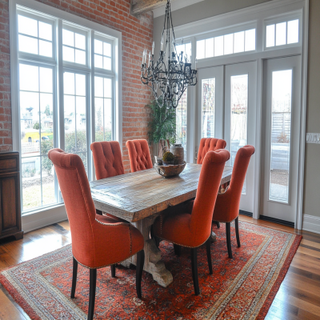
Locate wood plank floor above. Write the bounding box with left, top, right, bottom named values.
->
left=0, top=217, right=319, bottom=320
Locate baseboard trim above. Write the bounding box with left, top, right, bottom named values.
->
left=22, top=205, right=67, bottom=233
left=303, top=214, right=320, bottom=234
left=239, top=210, right=253, bottom=217
left=259, top=215, right=294, bottom=228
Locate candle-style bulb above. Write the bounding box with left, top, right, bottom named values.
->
left=152, top=41, right=155, bottom=55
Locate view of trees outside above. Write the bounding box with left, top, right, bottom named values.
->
left=269, top=70, right=292, bottom=203
left=202, top=78, right=215, bottom=138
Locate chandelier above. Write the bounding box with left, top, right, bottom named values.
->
left=140, top=0, right=197, bottom=109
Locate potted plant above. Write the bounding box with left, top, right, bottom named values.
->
left=146, top=99, right=176, bottom=159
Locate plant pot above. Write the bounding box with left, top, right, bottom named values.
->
left=170, top=143, right=184, bottom=164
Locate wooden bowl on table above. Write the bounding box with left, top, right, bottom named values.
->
left=154, top=161, right=186, bottom=178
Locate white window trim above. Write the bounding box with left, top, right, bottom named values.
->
left=172, top=0, right=308, bottom=230
left=9, top=0, right=122, bottom=232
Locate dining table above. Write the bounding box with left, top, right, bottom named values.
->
left=90, top=163, right=232, bottom=287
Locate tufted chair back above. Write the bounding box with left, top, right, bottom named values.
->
left=126, top=139, right=153, bottom=172
left=90, top=141, right=124, bottom=180
left=197, top=138, right=227, bottom=164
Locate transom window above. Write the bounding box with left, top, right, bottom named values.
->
left=14, top=5, right=120, bottom=214
left=266, top=19, right=299, bottom=48
left=196, top=28, right=256, bottom=60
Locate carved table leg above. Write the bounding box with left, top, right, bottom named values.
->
left=121, top=215, right=173, bottom=287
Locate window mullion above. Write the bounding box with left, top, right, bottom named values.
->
left=58, top=19, right=65, bottom=152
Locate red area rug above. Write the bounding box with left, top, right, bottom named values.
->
left=0, top=221, right=301, bottom=319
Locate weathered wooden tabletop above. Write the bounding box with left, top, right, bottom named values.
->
left=90, top=163, right=232, bottom=222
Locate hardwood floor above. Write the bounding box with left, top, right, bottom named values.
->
left=0, top=217, right=319, bottom=320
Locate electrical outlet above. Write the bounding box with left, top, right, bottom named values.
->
left=306, top=133, right=320, bottom=144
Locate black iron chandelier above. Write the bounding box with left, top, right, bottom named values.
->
left=141, top=0, right=197, bottom=109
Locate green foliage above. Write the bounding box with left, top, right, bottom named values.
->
left=41, top=139, right=54, bottom=176
left=33, top=122, right=40, bottom=130
left=146, top=100, right=176, bottom=144
left=163, top=151, right=174, bottom=161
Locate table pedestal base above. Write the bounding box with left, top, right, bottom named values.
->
left=121, top=215, right=173, bottom=287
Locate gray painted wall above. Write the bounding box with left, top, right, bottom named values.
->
left=153, top=0, right=320, bottom=218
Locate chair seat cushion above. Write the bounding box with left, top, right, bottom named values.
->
left=95, top=214, right=125, bottom=224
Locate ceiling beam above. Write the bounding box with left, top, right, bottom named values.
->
left=131, top=0, right=174, bottom=16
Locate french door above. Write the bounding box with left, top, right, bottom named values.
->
left=196, top=61, right=257, bottom=213
left=261, top=56, right=301, bottom=223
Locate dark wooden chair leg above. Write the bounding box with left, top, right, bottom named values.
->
left=216, top=221, right=220, bottom=229
left=206, top=239, right=213, bottom=274
left=226, top=222, right=233, bottom=259
left=88, top=269, right=97, bottom=320
left=111, top=264, right=116, bottom=278
left=136, top=250, right=145, bottom=299
left=71, top=257, right=78, bottom=298
left=235, top=217, right=241, bottom=248
left=174, top=244, right=181, bottom=256
left=191, top=248, right=200, bottom=296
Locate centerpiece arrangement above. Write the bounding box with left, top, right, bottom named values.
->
left=154, top=149, right=186, bottom=178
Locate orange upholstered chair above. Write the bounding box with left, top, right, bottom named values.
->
left=90, top=141, right=124, bottom=179
left=48, top=149, right=144, bottom=320
left=212, top=145, right=255, bottom=259
left=126, top=139, right=153, bottom=172
left=197, top=138, right=227, bottom=164
left=153, top=149, right=230, bottom=295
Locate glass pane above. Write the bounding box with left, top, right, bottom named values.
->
left=104, top=99, right=112, bottom=141
left=76, top=96, right=87, bottom=152
left=75, top=49, right=86, bottom=65
left=95, top=98, right=104, bottom=141
left=63, top=46, right=74, bottom=63
left=95, top=54, right=103, bottom=68
left=103, top=57, right=112, bottom=70
left=104, top=42, right=111, bottom=56
left=39, top=40, right=52, bottom=57
left=214, top=36, right=223, bottom=57
left=276, top=22, right=286, bottom=46
left=266, top=24, right=275, bottom=48
left=245, top=29, right=256, bottom=51
left=39, top=22, right=52, bottom=41
left=42, top=158, right=55, bottom=206
left=19, top=35, right=38, bottom=55
left=176, top=90, right=187, bottom=158
left=64, top=72, right=75, bottom=95
left=20, top=64, right=39, bottom=92
left=230, top=74, right=248, bottom=166
left=75, top=33, right=86, bottom=50
left=76, top=74, right=86, bottom=96
left=40, top=93, right=53, bottom=149
left=104, top=78, right=112, bottom=98
left=20, top=91, right=40, bottom=157
left=95, top=39, right=103, bottom=54
left=64, top=95, right=76, bottom=152
left=63, top=29, right=74, bottom=46
left=22, top=157, right=41, bottom=210
left=205, top=38, right=214, bottom=58
left=196, top=40, right=205, bottom=59
left=202, top=78, right=215, bottom=138
left=287, top=19, right=299, bottom=44
left=224, top=34, right=233, bottom=55
left=95, top=77, right=103, bottom=97
left=18, top=15, right=37, bottom=37
left=40, top=68, right=53, bottom=93
left=234, top=31, right=245, bottom=53
left=269, top=70, right=292, bottom=203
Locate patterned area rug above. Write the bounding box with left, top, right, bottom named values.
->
left=0, top=221, right=301, bottom=320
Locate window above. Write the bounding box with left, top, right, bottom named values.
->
left=14, top=3, right=120, bottom=214
left=266, top=19, right=299, bottom=48
left=196, top=28, right=256, bottom=60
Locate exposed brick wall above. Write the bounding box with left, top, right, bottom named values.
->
left=0, top=0, right=153, bottom=172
